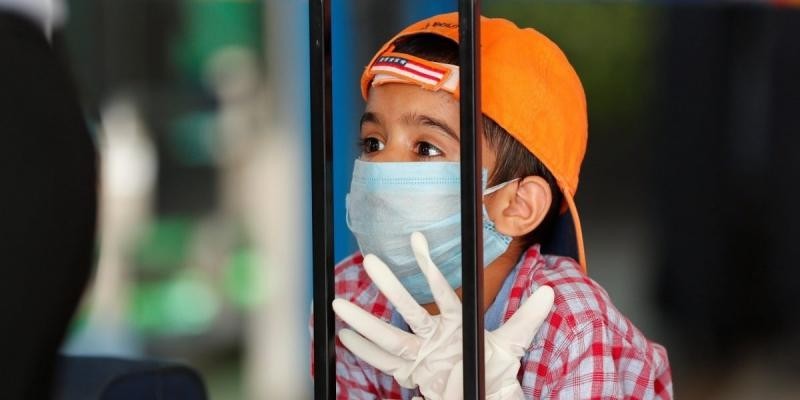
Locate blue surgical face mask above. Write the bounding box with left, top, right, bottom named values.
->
left=345, top=159, right=515, bottom=304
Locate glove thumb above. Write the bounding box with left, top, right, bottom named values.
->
left=492, top=286, right=554, bottom=355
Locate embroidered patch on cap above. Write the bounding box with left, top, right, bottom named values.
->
left=366, top=52, right=459, bottom=95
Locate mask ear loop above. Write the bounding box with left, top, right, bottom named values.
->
left=483, top=178, right=521, bottom=197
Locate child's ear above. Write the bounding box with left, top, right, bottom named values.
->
left=486, top=175, right=552, bottom=237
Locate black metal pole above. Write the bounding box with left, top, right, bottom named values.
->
left=459, top=1, right=485, bottom=399
left=310, top=0, right=335, bottom=399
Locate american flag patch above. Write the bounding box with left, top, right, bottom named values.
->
left=370, top=53, right=450, bottom=88
left=365, top=51, right=460, bottom=96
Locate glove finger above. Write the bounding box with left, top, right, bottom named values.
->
left=332, top=298, right=421, bottom=359
left=492, top=285, right=554, bottom=350
left=441, top=359, right=464, bottom=399
left=363, top=254, right=435, bottom=336
left=410, top=232, right=462, bottom=319
left=338, top=329, right=411, bottom=382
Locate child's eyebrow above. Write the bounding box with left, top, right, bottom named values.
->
left=405, top=113, right=459, bottom=142
left=360, top=112, right=380, bottom=128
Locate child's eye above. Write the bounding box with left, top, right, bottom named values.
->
left=416, top=141, right=443, bottom=158
left=360, top=137, right=385, bottom=154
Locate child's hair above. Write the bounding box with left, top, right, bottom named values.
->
left=392, top=33, right=563, bottom=250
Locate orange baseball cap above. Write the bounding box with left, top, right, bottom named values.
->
left=360, top=12, right=589, bottom=269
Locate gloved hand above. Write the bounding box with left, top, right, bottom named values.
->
left=333, top=232, right=555, bottom=399
left=437, top=285, right=554, bottom=400
left=334, top=232, right=464, bottom=398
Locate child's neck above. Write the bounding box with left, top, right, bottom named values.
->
left=421, top=238, right=525, bottom=316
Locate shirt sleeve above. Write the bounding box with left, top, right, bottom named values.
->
left=543, top=318, right=671, bottom=399
left=309, top=313, right=405, bottom=399
left=335, top=334, right=399, bottom=399
left=309, top=254, right=410, bottom=400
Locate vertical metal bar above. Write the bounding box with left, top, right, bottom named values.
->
left=458, top=1, right=485, bottom=399
left=310, top=0, right=335, bottom=399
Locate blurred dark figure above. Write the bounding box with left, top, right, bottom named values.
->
left=652, top=2, right=800, bottom=382
left=0, top=10, right=96, bottom=399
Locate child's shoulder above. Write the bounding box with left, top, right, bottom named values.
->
left=515, top=246, right=657, bottom=353
left=532, top=251, right=615, bottom=329
left=510, top=247, right=672, bottom=396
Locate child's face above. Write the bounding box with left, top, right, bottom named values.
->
left=359, top=84, right=497, bottom=171
left=357, top=83, right=554, bottom=312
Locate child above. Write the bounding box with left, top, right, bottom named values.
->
left=317, top=12, right=672, bottom=399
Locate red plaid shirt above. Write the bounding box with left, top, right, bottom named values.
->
left=312, top=245, right=673, bottom=399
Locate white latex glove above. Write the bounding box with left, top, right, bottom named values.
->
left=438, top=285, right=555, bottom=400
left=333, top=232, right=463, bottom=398
left=333, top=232, right=555, bottom=399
